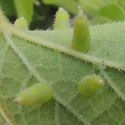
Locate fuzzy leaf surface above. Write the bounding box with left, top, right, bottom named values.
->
left=0, top=21, right=125, bottom=125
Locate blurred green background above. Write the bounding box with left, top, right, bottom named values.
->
left=0, top=0, right=125, bottom=29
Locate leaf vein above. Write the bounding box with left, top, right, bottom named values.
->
left=100, top=69, right=125, bottom=101
left=10, top=28, right=125, bottom=72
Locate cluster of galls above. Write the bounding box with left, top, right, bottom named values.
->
left=14, top=8, right=104, bottom=105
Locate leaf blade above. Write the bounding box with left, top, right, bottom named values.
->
left=0, top=20, right=125, bottom=124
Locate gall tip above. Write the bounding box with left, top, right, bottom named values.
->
left=14, top=96, right=23, bottom=103
left=14, top=17, right=28, bottom=30
left=98, top=80, right=104, bottom=85
left=20, top=17, right=25, bottom=19
left=58, top=7, right=64, bottom=11
left=77, top=6, right=84, bottom=16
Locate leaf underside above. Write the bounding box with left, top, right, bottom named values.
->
left=0, top=21, right=125, bottom=125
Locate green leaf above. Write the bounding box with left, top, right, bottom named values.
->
left=0, top=11, right=125, bottom=125
left=99, top=4, right=125, bottom=21
left=79, top=0, right=125, bottom=21
left=0, top=113, right=4, bottom=124
left=42, top=0, right=78, bottom=14
left=43, top=0, right=125, bottom=24
left=0, top=0, right=16, bottom=17
left=119, top=0, right=125, bottom=9
left=90, top=16, right=112, bottom=25
left=79, top=0, right=117, bottom=16
left=13, top=0, right=34, bottom=24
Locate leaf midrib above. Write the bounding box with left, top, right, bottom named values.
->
left=9, top=27, right=125, bottom=72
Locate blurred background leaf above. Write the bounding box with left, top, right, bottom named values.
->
left=0, top=0, right=16, bottom=17
left=42, top=0, right=78, bottom=14
left=43, top=0, right=125, bottom=24
left=13, top=0, right=34, bottom=24
left=80, top=0, right=125, bottom=21
left=0, top=0, right=125, bottom=28
left=0, top=113, right=4, bottom=125
left=90, top=16, right=112, bottom=25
